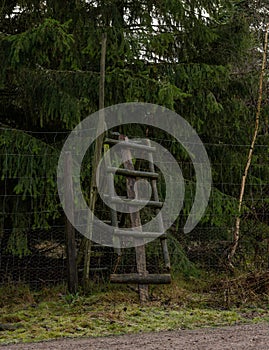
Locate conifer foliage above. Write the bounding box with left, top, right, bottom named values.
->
left=0, top=1, right=268, bottom=273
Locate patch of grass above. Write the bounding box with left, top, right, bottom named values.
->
left=1, top=279, right=269, bottom=345
left=0, top=299, right=244, bottom=344
left=0, top=283, right=35, bottom=308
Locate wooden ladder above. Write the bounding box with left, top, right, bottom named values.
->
left=104, top=135, right=171, bottom=302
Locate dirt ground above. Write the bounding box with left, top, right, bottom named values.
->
left=2, top=323, right=269, bottom=350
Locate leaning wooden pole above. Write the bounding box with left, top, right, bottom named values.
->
left=83, top=32, right=107, bottom=290
left=228, top=24, right=269, bottom=268
left=120, top=136, right=149, bottom=303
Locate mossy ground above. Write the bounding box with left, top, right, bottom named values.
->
left=1, top=276, right=269, bottom=345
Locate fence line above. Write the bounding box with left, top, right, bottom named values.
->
left=0, top=128, right=268, bottom=287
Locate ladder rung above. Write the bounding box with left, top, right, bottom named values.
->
left=110, top=273, right=171, bottom=284
left=114, top=229, right=166, bottom=239
left=105, top=195, right=163, bottom=208
left=107, top=167, right=158, bottom=179
left=105, top=138, right=156, bottom=152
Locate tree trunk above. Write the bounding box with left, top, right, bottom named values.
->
left=227, top=24, right=269, bottom=269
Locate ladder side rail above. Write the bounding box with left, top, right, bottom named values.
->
left=103, top=143, right=121, bottom=256
left=146, top=139, right=171, bottom=270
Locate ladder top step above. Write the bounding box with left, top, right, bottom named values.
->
left=105, top=138, right=156, bottom=152
left=104, top=195, right=163, bottom=208
left=107, top=167, right=158, bottom=179
left=114, top=229, right=166, bottom=239
left=110, top=273, right=171, bottom=284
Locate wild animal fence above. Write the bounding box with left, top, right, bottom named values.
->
left=0, top=127, right=269, bottom=288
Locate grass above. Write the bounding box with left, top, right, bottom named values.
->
left=1, top=277, right=269, bottom=345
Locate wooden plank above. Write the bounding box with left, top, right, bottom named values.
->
left=105, top=138, right=156, bottom=152
left=120, top=135, right=149, bottom=302
left=146, top=139, right=171, bottom=271
left=64, top=151, right=78, bottom=294
left=107, top=167, right=159, bottom=179
left=110, top=273, right=171, bottom=284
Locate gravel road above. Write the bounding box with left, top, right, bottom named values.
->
left=2, top=323, right=269, bottom=349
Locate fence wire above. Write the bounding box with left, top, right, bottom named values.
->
left=0, top=128, right=269, bottom=288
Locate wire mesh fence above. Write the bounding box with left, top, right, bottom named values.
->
left=0, top=127, right=269, bottom=289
